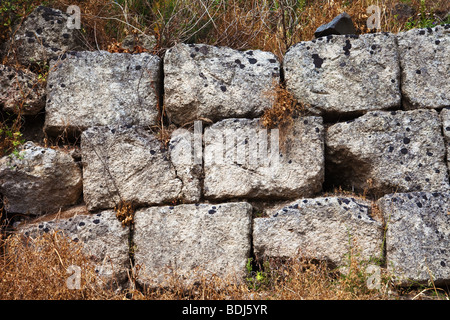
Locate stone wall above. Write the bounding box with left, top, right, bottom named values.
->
left=1, top=7, right=449, bottom=288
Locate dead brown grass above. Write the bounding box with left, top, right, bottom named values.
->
left=2, top=227, right=449, bottom=300
left=0, top=231, right=118, bottom=300
left=12, top=0, right=446, bottom=59
left=0, top=229, right=394, bottom=300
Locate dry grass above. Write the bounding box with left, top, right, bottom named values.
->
left=0, top=231, right=118, bottom=300
left=0, top=229, right=395, bottom=300
left=5, top=0, right=445, bottom=60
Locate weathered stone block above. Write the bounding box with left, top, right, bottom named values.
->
left=326, top=109, right=449, bottom=195
left=397, top=25, right=450, bottom=110
left=6, top=6, right=84, bottom=65
left=45, top=51, right=161, bottom=135
left=133, top=202, right=253, bottom=286
left=163, top=43, right=279, bottom=125
left=0, top=142, right=82, bottom=215
left=203, top=117, right=324, bottom=200
left=253, top=196, right=383, bottom=267
left=20, top=209, right=130, bottom=285
left=81, top=126, right=200, bottom=212
left=378, top=192, right=450, bottom=285
left=284, top=32, right=401, bottom=117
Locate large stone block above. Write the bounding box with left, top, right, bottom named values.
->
left=284, top=32, right=401, bottom=117
left=6, top=6, right=84, bottom=65
left=203, top=117, right=324, bottom=200
left=378, top=192, right=450, bottom=285
left=0, top=142, right=82, bottom=215
left=397, top=25, right=450, bottom=110
left=253, top=196, right=383, bottom=267
left=326, top=109, right=449, bottom=196
left=163, top=43, right=279, bottom=125
left=45, top=51, right=161, bottom=135
left=20, top=208, right=130, bottom=285
left=81, top=126, right=200, bottom=212
left=133, top=202, right=253, bottom=286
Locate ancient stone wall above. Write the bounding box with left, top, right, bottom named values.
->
left=1, top=6, right=449, bottom=287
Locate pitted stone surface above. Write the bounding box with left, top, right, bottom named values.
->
left=164, top=43, right=279, bottom=125
left=133, top=202, right=253, bottom=286
left=81, top=126, right=200, bottom=212
left=45, top=50, right=161, bottom=135
left=284, top=32, right=401, bottom=117
left=378, top=192, right=450, bottom=285
left=253, top=196, right=383, bottom=267
left=0, top=64, right=46, bottom=115
left=326, top=109, right=450, bottom=195
left=6, top=6, right=84, bottom=65
left=203, top=117, right=324, bottom=200
left=441, top=108, right=450, bottom=170
left=0, top=142, right=82, bottom=215
left=20, top=209, right=130, bottom=285
left=398, top=25, right=450, bottom=110
left=168, top=128, right=202, bottom=202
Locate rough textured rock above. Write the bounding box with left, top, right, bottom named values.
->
left=81, top=126, right=200, bottom=212
left=284, top=32, right=401, bottom=118
left=397, top=25, right=450, bottom=110
left=45, top=50, right=161, bottom=135
left=19, top=209, right=130, bottom=285
left=326, top=109, right=450, bottom=195
left=164, top=43, right=279, bottom=125
left=314, top=12, right=357, bottom=38
left=441, top=108, right=450, bottom=170
left=203, top=117, right=324, bottom=200
left=0, top=64, right=46, bottom=115
left=6, top=6, right=84, bottom=65
left=0, top=142, right=82, bottom=215
left=133, top=202, right=252, bottom=286
left=168, top=128, right=202, bottom=202
left=253, top=196, right=383, bottom=267
left=378, top=192, right=450, bottom=285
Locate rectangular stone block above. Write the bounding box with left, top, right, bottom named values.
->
left=163, top=43, right=280, bottom=125
left=397, top=25, right=450, bottom=110
left=253, top=196, right=384, bottom=268
left=133, top=202, right=253, bottom=287
left=378, top=192, right=450, bottom=286
left=81, top=126, right=200, bottom=212
left=326, top=109, right=450, bottom=196
left=203, top=117, right=324, bottom=200
left=20, top=209, right=130, bottom=286
left=284, top=33, right=401, bottom=117
left=45, top=51, right=161, bottom=135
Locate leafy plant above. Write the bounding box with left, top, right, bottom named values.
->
left=0, top=113, right=25, bottom=158
left=404, top=0, right=449, bottom=30
left=0, top=0, right=43, bottom=46
left=245, top=258, right=271, bottom=290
